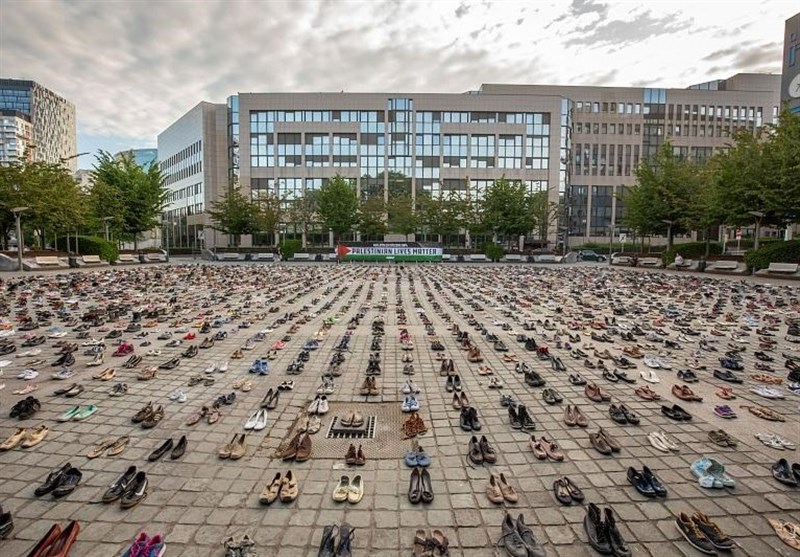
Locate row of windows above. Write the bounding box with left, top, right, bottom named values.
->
left=575, top=122, right=641, bottom=135
left=249, top=110, right=551, bottom=128
left=573, top=143, right=640, bottom=177
left=166, top=183, right=202, bottom=204
left=575, top=101, right=642, bottom=115
left=164, top=161, right=202, bottom=186
left=161, top=140, right=201, bottom=173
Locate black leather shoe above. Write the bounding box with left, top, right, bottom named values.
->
left=445, top=375, right=454, bottom=392
left=336, top=522, right=353, bottom=557
left=772, top=458, right=799, bottom=487
left=642, top=466, right=667, bottom=497
left=517, top=405, right=536, bottom=431
left=171, top=435, right=187, bottom=460
left=0, top=510, right=13, bottom=539
left=120, top=471, right=148, bottom=508
left=508, top=406, right=522, bottom=429
left=52, top=466, right=82, bottom=497
left=148, top=439, right=174, bottom=462
left=469, top=407, right=481, bottom=431
left=479, top=435, right=496, bottom=464
left=468, top=435, right=483, bottom=465
left=584, top=503, right=612, bottom=554
left=605, top=507, right=631, bottom=556
left=420, top=468, right=434, bottom=503
left=35, top=463, right=73, bottom=497
left=626, top=467, right=656, bottom=497
left=408, top=468, right=421, bottom=504
left=317, top=524, right=337, bottom=557
left=102, top=466, right=137, bottom=503
left=459, top=407, right=473, bottom=432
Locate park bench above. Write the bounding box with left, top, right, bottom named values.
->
left=116, top=253, right=138, bottom=265
left=533, top=254, right=560, bottom=264
left=503, top=254, right=523, bottom=262
left=35, top=256, right=63, bottom=267
left=468, top=254, right=489, bottom=262
left=709, top=260, right=739, bottom=271
left=77, top=255, right=107, bottom=267
left=638, top=257, right=663, bottom=268
left=766, top=262, right=799, bottom=274
left=675, top=259, right=693, bottom=268
left=252, top=253, right=276, bottom=261
left=216, top=252, right=242, bottom=261
left=143, top=252, right=167, bottom=263
left=441, top=254, right=452, bottom=261
left=291, top=253, right=311, bottom=261
left=611, top=255, right=632, bottom=266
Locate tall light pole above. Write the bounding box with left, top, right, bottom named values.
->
left=12, top=206, right=29, bottom=271
left=662, top=219, right=676, bottom=251
left=748, top=211, right=765, bottom=251
left=101, top=216, right=112, bottom=241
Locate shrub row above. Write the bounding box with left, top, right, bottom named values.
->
left=744, top=240, right=800, bottom=270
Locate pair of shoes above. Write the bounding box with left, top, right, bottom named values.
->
left=589, top=429, right=621, bottom=455
left=413, top=528, right=449, bottom=556
left=552, top=476, right=584, bottom=505
left=508, top=405, right=535, bottom=431
left=277, top=431, right=312, bottom=462
left=487, top=473, right=518, bottom=503
left=58, top=405, right=98, bottom=422
left=0, top=425, right=49, bottom=450
left=404, top=440, right=431, bottom=467
left=24, top=521, right=80, bottom=557
left=648, top=431, right=679, bottom=452
left=149, top=436, right=187, bottom=461
left=86, top=435, right=129, bottom=458
left=317, top=523, right=354, bottom=557
left=627, top=466, right=667, bottom=497
left=10, top=396, right=40, bottom=419
left=690, top=457, right=735, bottom=488
left=585, top=383, right=610, bottom=402
left=408, top=468, right=434, bottom=504
left=499, top=512, right=546, bottom=557
left=713, top=404, right=737, bottom=419
left=121, top=532, right=166, bottom=557
left=101, top=466, right=149, bottom=508
left=772, top=458, right=800, bottom=487
left=460, top=406, right=481, bottom=431
left=259, top=471, right=299, bottom=504
left=402, top=396, right=421, bottom=412
left=332, top=475, right=364, bottom=504
left=530, top=435, right=564, bottom=461
left=608, top=404, right=639, bottom=425
left=0, top=506, right=13, bottom=539
left=360, top=376, right=380, bottom=395
left=675, top=512, right=735, bottom=553
left=402, top=413, right=427, bottom=438
left=584, top=504, right=631, bottom=556
left=308, top=395, right=329, bottom=414
left=260, top=388, right=279, bottom=409
left=563, top=405, right=589, bottom=427
left=222, top=534, right=256, bottom=557
left=468, top=435, right=496, bottom=465
left=661, top=404, right=692, bottom=421
left=219, top=434, right=247, bottom=460
left=244, top=409, right=268, bottom=430
left=35, top=463, right=82, bottom=498
left=344, top=444, right=366, bottom=465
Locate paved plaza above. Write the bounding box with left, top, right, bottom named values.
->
left=0, top=262, right=799, bottom=557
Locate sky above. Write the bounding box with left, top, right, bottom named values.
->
left=0, top=0, right=797, bottom=170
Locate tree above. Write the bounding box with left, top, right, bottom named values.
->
left=90, top=150, right=165, bottom=249
left=288, top=190, right=318, bottom=245
left=358, top=197, right=386, bottom=240
left=526, top=190, right=559, bottom=247
left=481, top=177, right=532, bottom=246
left=317, top=175, right=359, bottom=244
left=253, top=193, right=282, bottom=246
left=417, top=192, right=466, bottom=244
left=387, top=194, right=417, bottom=238
left=624, top=141, right=701, bottom=250
left=207, top=188, right=263, bottom=246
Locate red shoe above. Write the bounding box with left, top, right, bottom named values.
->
left=26, top=523, right=61, bottom=557
left=183, top=333, right=196, bottom=340
left=44, top=520, right=80, bottom=557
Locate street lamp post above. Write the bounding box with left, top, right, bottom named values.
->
left=748, top=211, right=765, bottom=251
left=662, top=219, right=676, bottom=251
left=12, top=206, right=29, bottom=272
left=101, top=217, right=112, bottom=242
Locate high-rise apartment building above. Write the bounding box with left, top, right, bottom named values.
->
left=0, top=110, right=33, bottom=164
left=158, top=73, right=780, bottom=248
left=0, top=79, right=77, bottom=171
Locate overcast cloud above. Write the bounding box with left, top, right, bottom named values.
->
left=0, top=0, right=796, bottom=167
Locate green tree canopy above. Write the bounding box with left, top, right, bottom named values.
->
left=358, top=196, right=387, bottom=239
left=207, top=187, right=264, bottom=243
left=317, top=175, right=359, bottom=242
left=90, top=150, right=165, bottom=248
left=481, top=177, right=532, bottom=241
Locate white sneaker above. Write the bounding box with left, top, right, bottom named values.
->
left=401, top=396, right=412, bottom=412
left=17, top=349, right=42, bottom=358
left=146, top=349, right=162, bottom=357
left=317, top=396, right=329, bottom=414
left=218, top=361, right=229, bottom=373
left=18, top=369, right=39, bottom=380
left=0, top=360, right=11, bottom=368
left=400, top=381, right=412, bottom=394
left=52, top=368, right=76, bottom=380
left=640, top=370, right=660, bottom=383
left=49, top=331, right=67, bottom=338
left=643, top=356, right=660, bottom=369
left=408, top=381, right=420, bottom=394
left=204, top=362, right=218, bottom=374
left=308, top=397, right=320, bottom=414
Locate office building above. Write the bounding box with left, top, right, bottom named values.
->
left=0, top=79, right=77, bottom=171
left=158, top=73, right=780, bottom=248
left=115, top=148, right=158, bottom=169
left=783, top=13, right=800, bottom=114
left=0, top=110, right=33, bottom=164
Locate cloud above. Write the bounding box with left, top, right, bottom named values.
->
left=564, top=9, right=693, bottom=47
left=548, top=0, right=609, bottom=27
left=455, top=2, right=470, bottom=18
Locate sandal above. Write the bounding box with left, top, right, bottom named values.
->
left=716, top=386, right=736, bottom=400
left=106, top=435, right=130, bottom=456
left=431, top=529, right=450, bottom=557
left=87, top=438, right=115, bottom=459
left=743, top=405, right=785, bottom=422
left=186, top=406, right=208, bottom=426
left=769, top=519, right=800, bottom=551
left=412, top=529, right=433, bottom=557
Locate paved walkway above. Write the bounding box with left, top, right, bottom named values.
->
left=0, top=263, right=798, bottom=556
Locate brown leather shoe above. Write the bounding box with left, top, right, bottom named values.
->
left=498, top=473, right=518, bottom=502
left=277, top=432, right=301, bottom=460
left=589, top=432, right=613, bottom=455
left=468, top=435, right=483, bottom=464
left=598, top=428, right=621, bottom=452
left=452, top=392, right=461, bottom=409
left=355, top=445, right=366, bottom=466
left=585, top=384, right=603, bottom=402
left=574, top=406, right=589, bottom=427
left=345, top=443, right=357, bottom=465
left=486, top=474, right=504, bottom=503
left=368, top=377, right=379, bottom=395
left=359, top=378, right=370, bottom=396
left=530, top=435, right=547, bottom=459
left=295, top=432, right=312, bottom=462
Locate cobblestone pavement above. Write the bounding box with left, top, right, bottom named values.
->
left=0, top=263, right=798, bottom=557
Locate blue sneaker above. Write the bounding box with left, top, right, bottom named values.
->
left=143, top=534, right=165, bottom=557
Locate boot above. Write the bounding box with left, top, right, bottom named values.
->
left=604, top=507, right=631, bottom=557
left=584, top=503, right=612, bottom=554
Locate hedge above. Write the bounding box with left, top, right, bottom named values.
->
left=663, top=242, right=723, bottom=264
left=744, top=240, right=800, bottom=270
left=280, top=239, right=303, bottom=260
left=483, top=243, right=504, bottom=262
left=77, top=236, right=119, bottom=263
